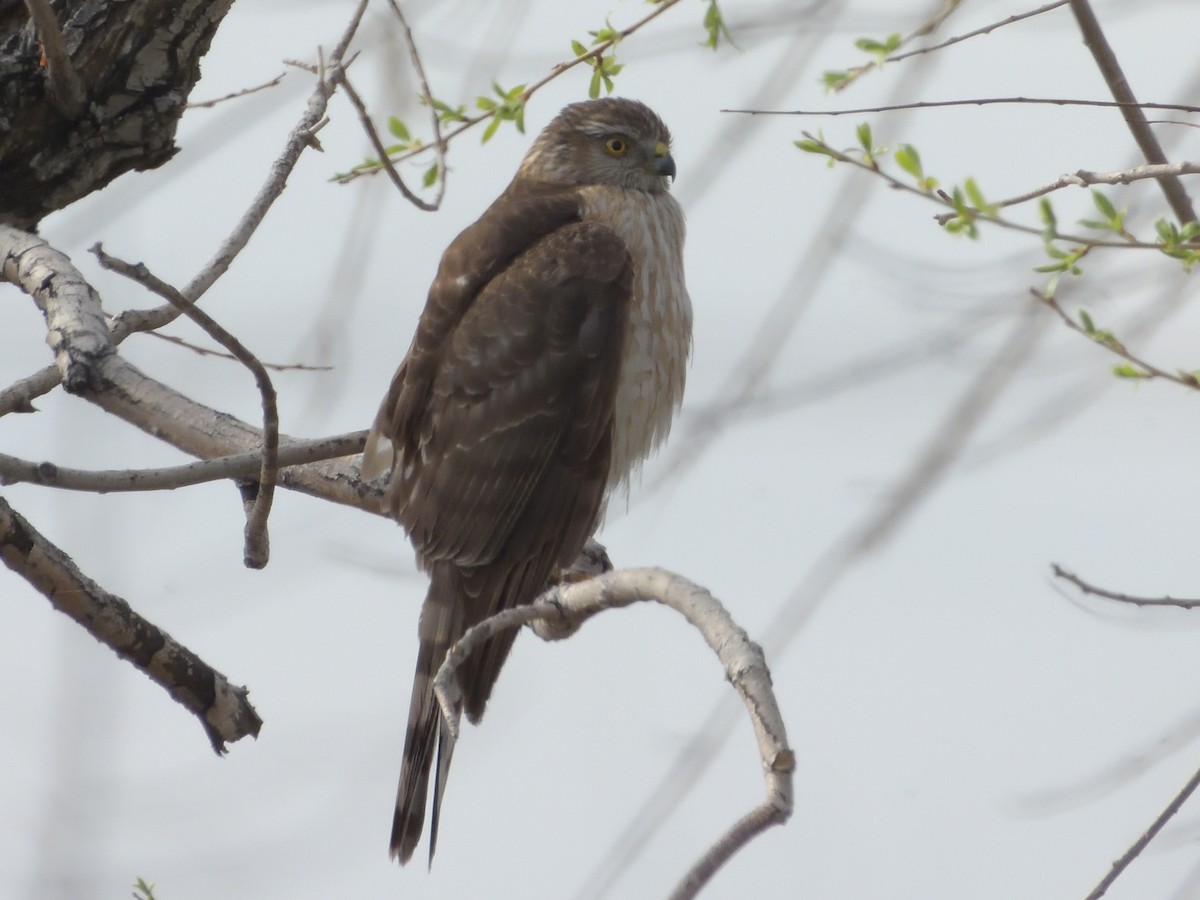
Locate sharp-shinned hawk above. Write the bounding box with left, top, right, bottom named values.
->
left=362, top=97, right=692, bottom=865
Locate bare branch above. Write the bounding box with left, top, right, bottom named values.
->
left=1083, top=760, right=1200, bottom=900
left=0, top=366, right=57, bottom=416
left=1068, top=0, right=1197, bottom=225
left=725, top=97, right=1200, bottom=118
left=178, top=0, right=368, bottom=305
left=888, top=1, right=1070, bottom=64
left=431, top=568, right=792, bottom=900
left=1, top=225, right=113, bottom=391
left=0, top=432, right=366, bottom=493
left=22, top=0, right=85, bottom=117
left=91, top=245, right=280, bottom=568
left=1051, top=564, right=1200, bottom=609
left=0, top=495, right=262, bottom=753
left=938, top=161, right=1200, bottom=219
left=185, top=71, right=287, bottom=110
left=140, top=330, right=331, bottom=372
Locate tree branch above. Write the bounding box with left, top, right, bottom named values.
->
left=1068, top=0, right=1197, bottom=225
left=0, top=494, right=262, bottom=753
left=91, top=245, right=281, bottom=569
left=1035, top=288, right=1200, bottom=390
left=1051, top=564, right=1200, bottom=609
left=1, top=225, right=114, bottom=393
left=1083, top=758, right=1200, bottom=899
left=432, top=568, right=793, bottom=900
left=888, top=1, right=1070, bottom=64
left=0, top=432, right=366, bottom=493
left=725, top=97, right=1200, bottom=118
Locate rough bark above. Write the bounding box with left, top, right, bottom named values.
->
left=0, top=0, right=236, bottom=230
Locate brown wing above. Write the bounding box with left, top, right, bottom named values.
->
left=380, top=211, right=633, bottom=865
left=365, top=184, right=585, bottom=486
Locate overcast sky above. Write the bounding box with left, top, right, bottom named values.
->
left=5, top=1, right=1200, bottom=898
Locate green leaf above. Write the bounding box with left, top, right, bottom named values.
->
left=1112, top=362, right=1150, bottom=379
left=963, top=177, right=987, bottom=211
left=589, top=69, right=602, bottom=99
left=1038, top=198, right=1058, bottom=235
left=701, top=0, right=735, bottom=50
left=422, top=163, right=438, bottom=188
left=822, top=70, right=850, bottom=91
left=1078, top=309, right=1096, bottom=334
left=571, top=39, right=587, bottom=57
left=1092, top=190, right=1117, bottom=221
left=894, top=144, right=922, bottom=179
left=387, top=117, right=410, bottom=141
left=795, top=138, right=835, bottom=157
left=856, top=122, right=873, bottom=155
left=482, top=115, right=501, bottom=143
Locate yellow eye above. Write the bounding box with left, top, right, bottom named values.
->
left=604, top=137, right=628, bottom=156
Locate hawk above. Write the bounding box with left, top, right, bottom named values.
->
left=361, top=97, right=692, bottom=865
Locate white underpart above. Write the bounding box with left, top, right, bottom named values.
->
left=578, top=185, right=692, bottom=496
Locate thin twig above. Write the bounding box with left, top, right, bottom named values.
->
left=1051, top=564, right=1200, bottom=609
left=825, top=0, right=964, bottom=92
left=0, top=495, right=262, bottom=753
left=1034, top=288, right=1200, bottom=390
left=185, top=71, right=287, bottom=110
left=179, top=0, right=368, bottom=304
left=387, top=0, right=447, bottom=210
left=91, top=245, right=280, bottom=569
left=0, top=432, right=365, bottom=493
left=339, top=70, right=437, bottom=211
left=890, top=1, right=1069, bottom=63
left=1083, top=760, right=1200, bottom=899
left=725, top=97, right=1200, bottom=117
left=23, top=0, right=85, bottom=116
left=144, top=330, right=332, bottom=371
left=937, top=161, right=1200, bottom=220
left=1068, top=0, right=1197, bottom=225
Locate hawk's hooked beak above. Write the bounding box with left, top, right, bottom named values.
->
left=652, top=141, right=676, bottom=181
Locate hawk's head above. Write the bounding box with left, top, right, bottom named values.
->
left=517, top=98, right=676, bottom=194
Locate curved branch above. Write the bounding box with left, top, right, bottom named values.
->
left=0, top=495, right=262, bottom=752
left=432, top=568, right=793, bottom=900
left=91, top=246, right=281, bottom=568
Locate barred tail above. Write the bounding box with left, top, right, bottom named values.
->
left=390, top=563, right=463, bottom=865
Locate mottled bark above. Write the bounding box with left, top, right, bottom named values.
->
left=0, top=0, right=236, bottom=229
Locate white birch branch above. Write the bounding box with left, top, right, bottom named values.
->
left=432, top=567, right=794, bottom=900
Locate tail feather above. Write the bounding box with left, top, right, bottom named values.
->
left=391, top=563, right=463, bottom=864
left=390, top=555, right=566, bottom=863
